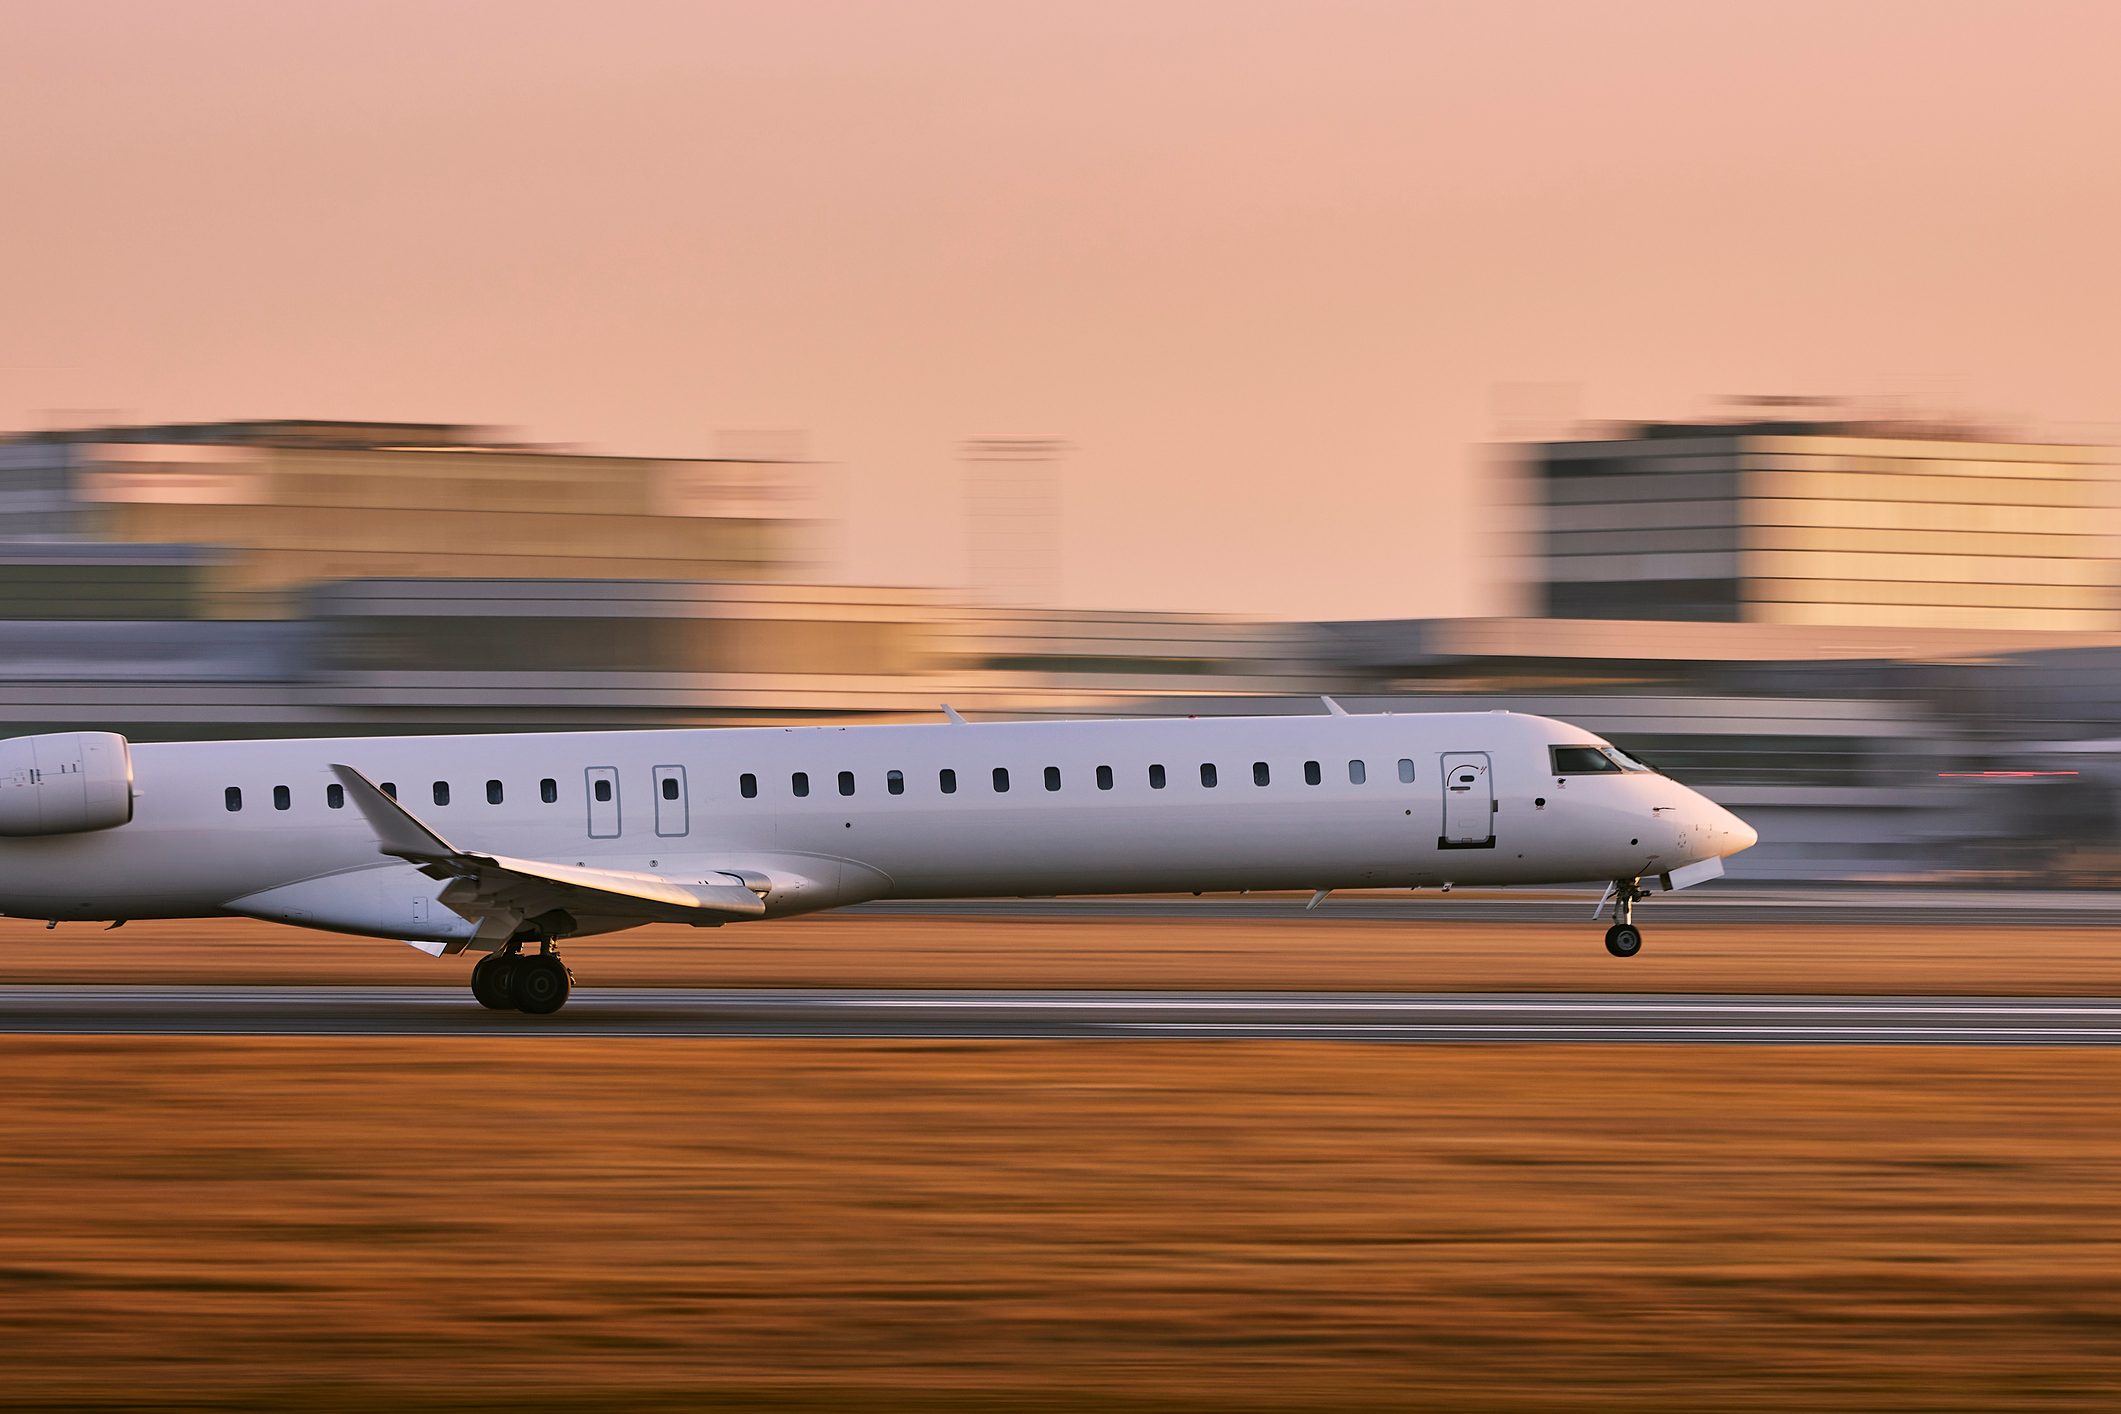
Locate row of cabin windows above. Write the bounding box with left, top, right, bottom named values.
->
left=225, top=777, right=565, bottom=812
left=736, top=758, right=1417, bottom=800
left=224, top=758, right=1422, bottom=812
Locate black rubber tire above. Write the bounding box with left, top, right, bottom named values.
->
left=1604, top=924, right=1643, bottom=958
left=509, top=953, right=572, bottom=1015
left=470, top=954, right=517, bottom=1010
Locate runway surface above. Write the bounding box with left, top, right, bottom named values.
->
left=8, top=985, right=2121, bottom=1043
left=855, top=888, right=2121, bottom=927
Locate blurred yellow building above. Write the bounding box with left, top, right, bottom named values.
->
left=0, top=420, right=814, bottom=617
left=1527, top=412, right=2118, bottom=631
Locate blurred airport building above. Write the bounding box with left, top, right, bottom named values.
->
left=1531, top=411, right=2116, bottom=630
left=4, top=413, right=2121, bottom=883
left=0, top=420, right=813, bottom=616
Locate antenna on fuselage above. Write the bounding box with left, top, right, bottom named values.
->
left=1320, top=696, right=1351, bottom=716
left=941, top=703, right=968, bottom=724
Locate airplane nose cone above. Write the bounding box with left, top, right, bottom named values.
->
left=1713, top=804, right=1758, bottom=856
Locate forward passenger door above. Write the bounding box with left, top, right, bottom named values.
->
left=1438, top=751, right=1495, bottom=849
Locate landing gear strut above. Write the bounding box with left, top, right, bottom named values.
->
left=469, top=939, right=574, bottom=1015
left=1603, top=878, right=1645, bottom=958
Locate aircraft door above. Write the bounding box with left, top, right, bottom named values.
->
left=1439, top=751, right=1495, bottom=849
left=585, top=766, right=621, bottom=839
left=652, top=764, right=689, bottom=837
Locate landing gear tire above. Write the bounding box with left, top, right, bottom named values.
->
left=1604, top=924, right=1643, bottom=958
left=470, top=953, right=517, bottom=1011
left=509, top=952, right=573, bottom=1015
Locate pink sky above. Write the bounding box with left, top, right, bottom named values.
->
left=3, top=0, right=2117, bottom=618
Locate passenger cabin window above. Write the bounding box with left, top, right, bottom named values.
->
left=540, top=778, right=558, bottom=804
left=1096, top=764, right=1113, bottom=790
left=792, top=772, right=810, bottom=798
left=1044, top=766, right=1062, bottom=792
left=433, top=782, right=450, bottom=807
left=1253, top=761, right=1270, bottom=787
left=992, top=767, right=1010, bottom=793
left=487, top=780, right=504, bottom=805
left=1200, top=763, right=1218, bottom=788
left=940, top=768, right=957, bottom=795
left=838, top=770, right=855, bottom=797
left=273, top=785, right=291, bottom=811
left=1304, top=760, right=1321, bottom=786
left=1347, top=760, right=1366, bottom=785
left=740, top=773, right=758, bottom=799
left=662, top=777, right=680, bottom=801
left=1149, top=764, right=1167, bottom=789
left=326, top=783, right=345, bottom=810
left=1551, top=746, right=1623, bottom=776
left=225, top=787, right=242, bottom=812
left=594, top=778, right=613, bottom=803
left=1398, top=758, right=1416, bottom=784
left=887, top=769, right=905, bottom=796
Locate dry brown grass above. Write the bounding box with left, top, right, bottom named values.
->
left=8, top=913, right=2121, bottom=1410
left=6, top=909, right=2121, bottom=994
left=3, top=1039, right=2121, bottom=1411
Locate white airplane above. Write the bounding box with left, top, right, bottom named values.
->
left=0, top=703, right=1756, bottom=1014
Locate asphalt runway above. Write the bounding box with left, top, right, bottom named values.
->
left=8, top=985, right=2121, bottom=1043
left=855, top=888, right=2121, bottom=927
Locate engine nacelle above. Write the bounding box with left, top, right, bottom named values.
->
left=0, top=732, right=136, bottom=837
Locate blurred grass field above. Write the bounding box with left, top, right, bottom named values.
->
left=6, top=913, right=2121, bottom=1410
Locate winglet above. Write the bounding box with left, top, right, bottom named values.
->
left=941, top=703, right=967, bottom=724
left=330, top=765, right=460, bottom=863
left=1321, top=695, right=1350, bottom=716
left=1306, top=888, right=1332, bottom=911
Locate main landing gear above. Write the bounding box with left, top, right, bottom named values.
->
left=1603, top=878, right=1646, bottom=958
left=470, top=940, right=574, bottom=1015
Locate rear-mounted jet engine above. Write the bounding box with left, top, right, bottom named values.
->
left=0, top=731, right=136, bottom=836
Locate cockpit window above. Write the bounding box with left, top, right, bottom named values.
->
left=1602, top=745, right=1658, bottom=773
left=1550, top=745, right=1622, bottom=775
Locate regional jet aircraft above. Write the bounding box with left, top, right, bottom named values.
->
left=0, top=704, right=1756, bottom=1014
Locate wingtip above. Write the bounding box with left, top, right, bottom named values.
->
left=1321, top=695, right=1350, bottom=717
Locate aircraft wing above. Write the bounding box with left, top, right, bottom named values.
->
left=329, top=765, right=767, bottom=924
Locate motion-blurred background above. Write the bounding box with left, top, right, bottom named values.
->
left=5, top=0, right=2120, bottom=886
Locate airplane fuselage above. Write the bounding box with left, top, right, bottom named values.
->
left=0, top=710, right=1755, bottom=946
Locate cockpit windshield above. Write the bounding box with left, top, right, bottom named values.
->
left=1549, top=744, right=1660, bottom=776
left=1550, top=745, right=1621, bottom=775
left=1601, top=745, right=1658, bottom=774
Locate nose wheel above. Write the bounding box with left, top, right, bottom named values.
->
left=1600, top=878, right=1646, bottom=958
left=469, top=944, right=575, bottom=1014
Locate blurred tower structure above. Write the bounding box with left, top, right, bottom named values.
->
left=964, top=438, right=1063, bottom=608
left=1524, top=410, right=2118, bottom=630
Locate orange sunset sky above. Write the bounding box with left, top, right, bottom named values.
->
left=3, top=0, right=2117, bottom=619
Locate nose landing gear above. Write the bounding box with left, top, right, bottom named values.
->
left=469, top=939, right=575, bottom=1014
left=1602, top=878, right=1646, bottom=958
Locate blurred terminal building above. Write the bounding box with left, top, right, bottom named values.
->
left=4, top=413, right=2121, bottom=883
